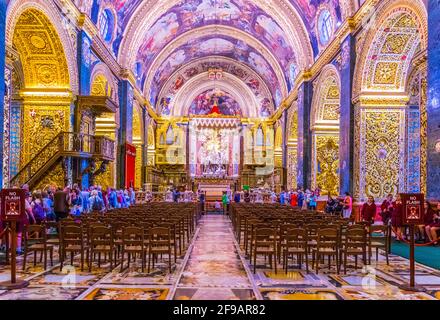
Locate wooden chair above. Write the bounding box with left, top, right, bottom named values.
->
left=252, top=228, right=277, bottom=274
left=60, top=225, right=88, bottom=272
left=147, top=227, right=172, bottom=274
left=340, top=227, right=367, bottom=274
left=120, top=227, right=144, bottom=272
left=369, top=225, right=390, bottom=265
left=43, top=221, right=60, bottom=253
left=282, top=228, right=309, bottom=273
left=157, top=222, right=178, bottom=263
left=88, top=225, right=115, bottom=272
left=22, top=225, right=54, bottom=270
left=312, top=228, right=340, bottom=274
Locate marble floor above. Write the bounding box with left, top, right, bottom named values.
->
left=0, top=215, right=439, bottom=300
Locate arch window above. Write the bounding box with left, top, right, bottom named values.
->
left=99, top=9, right=114, bottom=43
left=318, top=9, right=333, bottom=46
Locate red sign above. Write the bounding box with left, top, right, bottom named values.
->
left=125, top=143, right=137, bottom=189
left=400, top=193, right=425, bottom=225
left=1, top=189, right=26, bottom=222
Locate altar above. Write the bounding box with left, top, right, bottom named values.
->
left=188, top=116, right=241, bottom=180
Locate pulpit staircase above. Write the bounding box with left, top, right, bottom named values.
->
left=9, top=132, right=115, bottom=189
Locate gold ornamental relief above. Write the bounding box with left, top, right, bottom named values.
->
left=93, top=161, right=114, bottom=190
left=21, top=105, right=70, bottom=165
left=34, top=162, right=65, bottom=191
left=374, top=62, right=399, bottom=85
left=315, top=136, right=339, bottom=197
left=364, top=111, right=401, bottom=199
left=135, top=145, right=143, bottom=189
left=380, top=34, right=411, bottom=55
left=13, top=9, right=70, bottom=89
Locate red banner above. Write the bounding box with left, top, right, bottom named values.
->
left=125, top=143, right=137, bottom=189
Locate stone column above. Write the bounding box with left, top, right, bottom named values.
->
left=427, top=1, right=440, bottom=200
left=297, top=81, right=313, bottom=190
left=0, top=0, right=7, bottom=187
left=339, top=34, right=356, bottom=196
left=118, top=80, right=134, bottom=188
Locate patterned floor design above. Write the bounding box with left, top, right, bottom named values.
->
left=0, top=215, right=439, bottom=300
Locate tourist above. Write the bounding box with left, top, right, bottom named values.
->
left=234, top=191, right=241, bottom=203
left=214, top=200, right=222, bottom=213
left=290, top=190, right=298, bottom=207
left=342, top=192, right=353, bottom=219
left=198, top=190, right=206, bottom=214
left=244, top=190, right=251, bottom=203
left=129, top=187, right=136, bottom=205
left=89, top=190, right=104, bottom=212
left=108, top=188, right=118, bottom=209
left=325, top=195, right=337, bottom=214
left=53, top=187, right=70, bottom=221
left=222, top=191, right=230, bottom=215
left=391, top=194, right=404, bottom=240
left=361, top=196, right=377, bottom=225
left=380, top=194, right=394, bottom=225
left=42, top=191, right=55, bottom=221
left=280, top=190, right=286, bottom=205
left=270, top=191, right=277, bottom=203
left=80, top=188, right=90, bottom=213
left=297, top=189, right=305, bottom=209
left=419, top=201, right=435, bottom=242
left=426, top=203, right=440, bottom=245
left=31, top=191, right=46, bottom=224
left=309, top=192, right=317, bottom=211
left=173, top=188, right=180, bottom=203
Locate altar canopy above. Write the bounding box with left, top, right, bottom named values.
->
left=189, top=117, right=241, bottom=178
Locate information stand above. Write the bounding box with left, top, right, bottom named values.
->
left=0, top=189, right=29, bottom=290
left=399, top=193, right=426, bottom=292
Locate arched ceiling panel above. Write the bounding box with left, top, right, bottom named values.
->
left=147, top=35, right=284, bottom=108
left=132, top=0, right=296, bottom=80
left=157, top=57, right=275, bottom=118
left=83, top=0, right=340, bottom=61
left=189, top=88, right=242, bottom=116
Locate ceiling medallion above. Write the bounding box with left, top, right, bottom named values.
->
left=30, top=35, right=46, bottom=49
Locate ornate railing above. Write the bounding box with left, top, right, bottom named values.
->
left=10, top=132, right=115, bottom=188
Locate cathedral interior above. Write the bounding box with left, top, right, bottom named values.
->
left=0, top=0, right=440, bottom=302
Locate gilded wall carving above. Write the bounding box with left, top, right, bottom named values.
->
left=362, top=11, right=420, bottom=92
left=34, top=162, right=65, bottom=191
left=361, top=110, right=405, bottom=200
left=12, top=9, right=70, bottom=89
left=313, top=135, right=339, bottom=197
left=21, top=105, right=70, bottom=165
left=93, top=160, right=114, bottom=190
left=287, top=147, right=297, bottom=190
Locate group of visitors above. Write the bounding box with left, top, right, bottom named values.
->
left=367, top=193, right=440, bottom=245
left=0, top=183, right=137, bottom=254
left=277, top=189, right=353, bottom=218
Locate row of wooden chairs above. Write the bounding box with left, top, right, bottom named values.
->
left=21, top=203, right=198, bottom=274
left=230, top=203, right=390, bottom=275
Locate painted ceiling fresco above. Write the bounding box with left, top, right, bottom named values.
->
left=83, top=0, right=343, bottom=111
left=289, top=0, right=342, bottom=54
left=157, top=59, right=275, bottom=118
left=187, top=89, right=243, bottom=116
left=147, top=35, right=283, bottom=108
left=133, top=0, right=296, bottom=85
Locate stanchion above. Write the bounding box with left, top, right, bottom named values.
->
left=398, top=224, right=426, bottom=292
left=0, top=221, right=29, bottom=290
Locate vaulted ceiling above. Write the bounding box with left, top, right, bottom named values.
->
left=75, top=0, right=345, bottom=116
